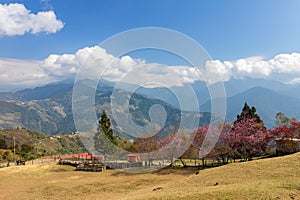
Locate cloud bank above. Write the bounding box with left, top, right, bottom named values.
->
left=1, top=45, right=300, bottom=91
left=40, top=46, right=200, bottom=88
left=205, top=53, right=300, bottom=84
left=0, top=3, right=64, bottom=37
left=0, top=58, right=55, bottom=91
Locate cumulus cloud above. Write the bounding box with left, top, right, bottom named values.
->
left=41, top=46, right=116, bottom=79
left=40, top=46, right=204, bottom=88
left=0, top=46, right=133, bottom=91
left=204, top=53, right=300, bottom=84
left=0, top=3, right=64, bottom=37
left=0, top=58, right=55, bottom=91
left=2, top=45, right=300, bottom=91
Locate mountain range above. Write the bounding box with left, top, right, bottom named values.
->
left=200, top=86, right=300, bottom=127
left=131, top=77, right=300, bottom=128
left=0, top=79, right=217, bottom=135
left=0, top=77, right=299, bottom=133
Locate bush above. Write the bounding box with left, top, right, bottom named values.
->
left=0, top=138, right=7, bottom=149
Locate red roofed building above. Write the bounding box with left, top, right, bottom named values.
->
left=127, top=154, right=140, bottom=162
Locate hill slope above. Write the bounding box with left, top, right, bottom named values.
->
left=137, top=152, right=300, bottom=200
left=0, top=152, right=298, bottom=199
left=0, top=129, right=86, bottom=156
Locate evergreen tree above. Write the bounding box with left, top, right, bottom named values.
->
left=98, top=110, right=117, bottom=145
left=236, top=102, right=262, bottom=123
left=229, top=103, right=267, bottom=160
left=94, top=111, right=118, bottom=157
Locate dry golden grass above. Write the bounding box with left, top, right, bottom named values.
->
left=0, top=153, right=299, bottom=200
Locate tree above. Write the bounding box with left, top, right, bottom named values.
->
left=193, top=125, right=211, bottom=166
left=275, top=112, right=291, bottom=127
left=119, top=139, right=135, bottom=152
left=193, top=125, right=231, bottom=167
left=226, top=118, right=268, bottom=161
left=19, top=144, right=34, bottom=161
left=236, top=102, right=262, bottom=123
left=157, top=132, right=191, bottom=167
left=21, top=144, right=34, bottom=153
left=99, top=110, right=118, bottom=145
left=175, top=132, right=193, bottom=168
left=94, top=110, right=119, bottom=158
left=134, top=136, right=158, bottom=167
left=269, top=118, right=300, bottom=155
left=157, top=134, right=175, bottom=166
left=208, top=129, right=231, bottom=165
left=226, top=103, right=268, bottom=161
left=0, top=138, right=7, bottom=149
left=181, top=144, right=198, bottom=163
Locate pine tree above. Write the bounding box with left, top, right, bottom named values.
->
left=98, top=110, right=117, bottom=145
left=94, top=110, right=118, bottom=157
left=230, top=102, right=267, bottom=160
left=236, top=102, right=262, bottom=123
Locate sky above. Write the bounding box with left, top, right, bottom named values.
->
left=1, top=0, right=300, bottom=91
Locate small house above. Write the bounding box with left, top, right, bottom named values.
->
left=127, top=154, right=140, bottom=162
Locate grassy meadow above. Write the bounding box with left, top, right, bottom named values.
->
left=0, top=153, right=299, bottom=200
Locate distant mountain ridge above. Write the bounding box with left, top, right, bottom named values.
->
left=201, top=86, right=300, bottom=127
left=0, top=77, right=299, bottom=131
left=136, top=77, right=300, bottom=127
left=0, top=79, right=217, bottom=135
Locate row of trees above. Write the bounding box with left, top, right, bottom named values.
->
left=184, top=103, right=300, bottom=164
left=94, top=103, right=300, bottom=167
left=183, top=103, right=300, bottom=166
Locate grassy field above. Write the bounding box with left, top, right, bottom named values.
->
left=0, top=153, right=299, bottom=200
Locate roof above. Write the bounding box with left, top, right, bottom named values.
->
left=127, top=154, right=139, bottom=157
left=274, top=137, right=300, bottom=142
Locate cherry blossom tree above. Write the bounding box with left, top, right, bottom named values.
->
left=269, top=119, right=300, bottom=155
left=192, top=125, right=231, bottom=167
left=225, top=118, right=268, bottom=161
left=157, top=132, right=192, bottom=167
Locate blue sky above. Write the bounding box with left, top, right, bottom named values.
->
left=1, top=0, right=300, bottom=91
left=1, top=0, right=300, bottom=60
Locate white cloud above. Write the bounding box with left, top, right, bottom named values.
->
left=287, top=77, right=300, bottom=84
left=40, top=46, right=204, bottom=88
left=0, top=45, right=204, bottom=90
left=204, top=53, right=300, bottom=84
left=42, top=54, right=78, bottom=77
left=269, top=53, right=300, bottom=73
left=2, top=45, right=300, bottom=91
left=0, top=58, right=55, bottom=91
left=41, top=46, right=115, bottom=79
left=203, top=60, right=232, bottom=84
left=0, top=3, right=64, bottom=37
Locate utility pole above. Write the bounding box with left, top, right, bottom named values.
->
left=13, top=136, right=16, bottom=165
